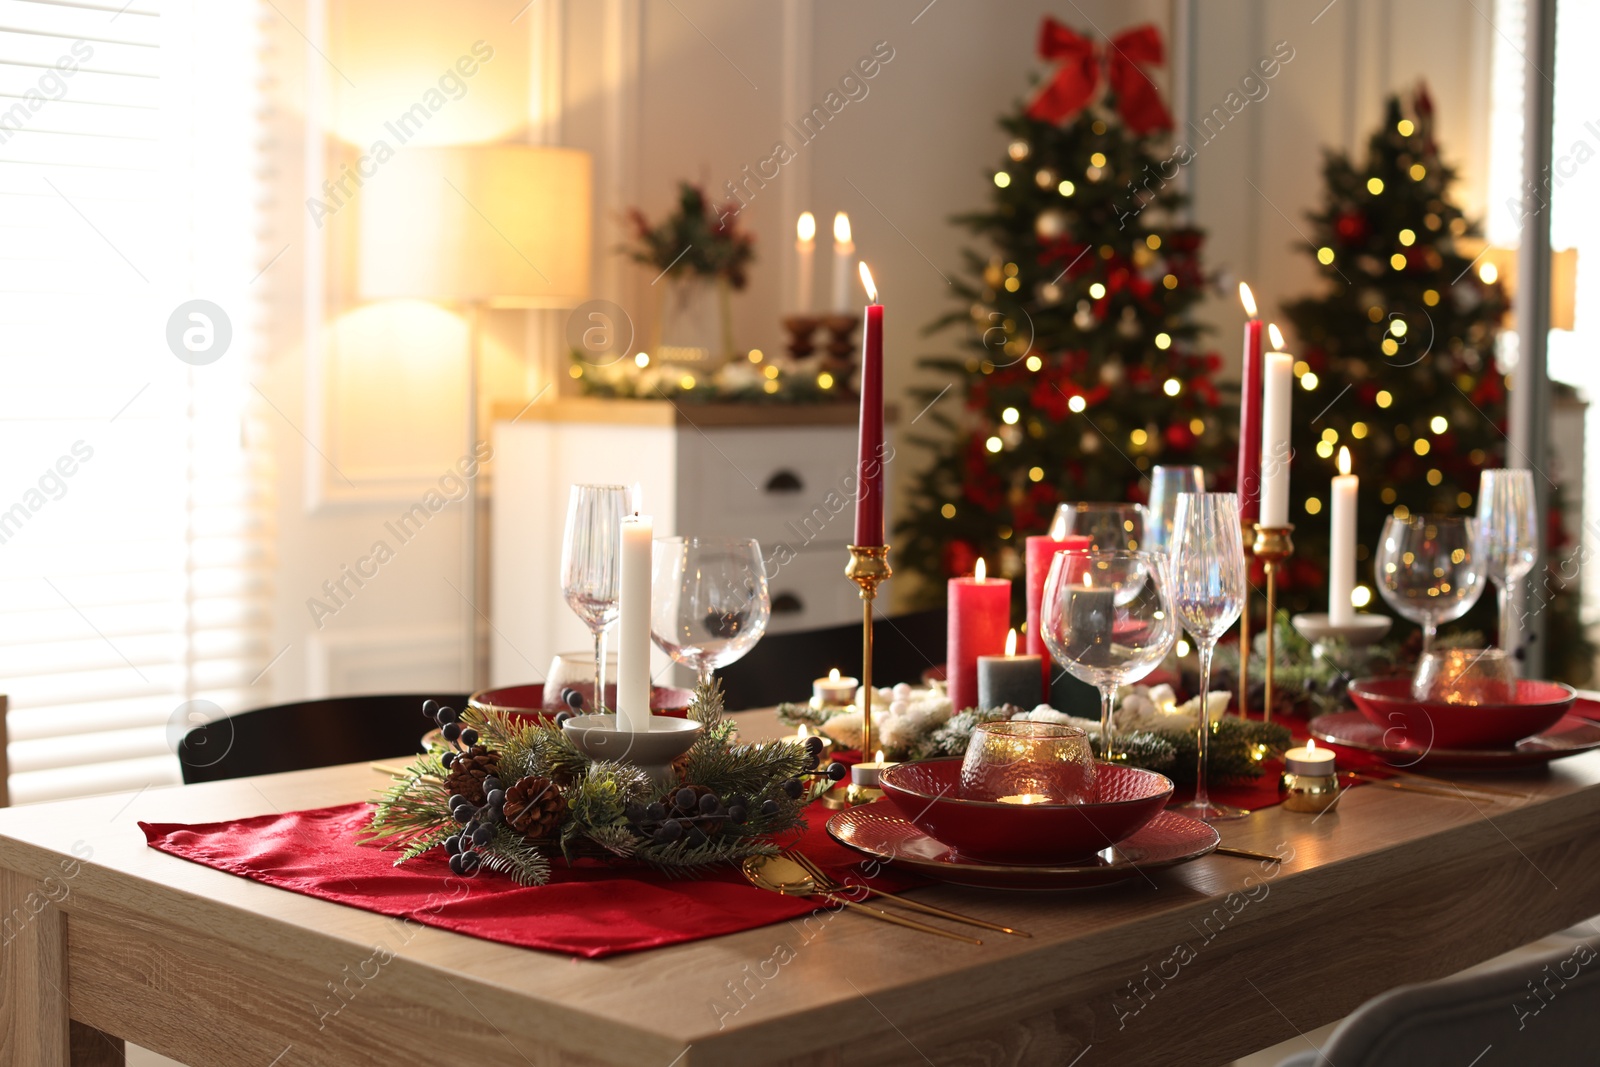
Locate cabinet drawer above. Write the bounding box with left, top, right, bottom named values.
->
left=761, top=546, right=862, bottom=635
left=677, top=426, right=864, bottom=547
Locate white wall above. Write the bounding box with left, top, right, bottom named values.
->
left=256, top=0, right=1496, bottom=703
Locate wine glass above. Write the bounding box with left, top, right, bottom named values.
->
left=651, top=537, right=771, bottom=689
left=1050, top=502, right=1147, bottom=551
left=1476, top=469, right=1538, bottom=660
left=560, top=484, right=629, bottom=711
left=1374, top=515, right=1485, bottom=654
left=1168, top=493, right=1248, bottom=821
left=1145, top=466, right=1205, bottom=557
left=1042, top=549, right=1177, bottom=761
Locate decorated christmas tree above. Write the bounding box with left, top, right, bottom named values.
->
left=897, top=20, right=1235, bottom=605
left=1281, top=88, right=1588, bottom=678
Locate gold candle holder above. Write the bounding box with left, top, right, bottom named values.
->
left=1238, top=518, right=1253, bottom=721
left=845, top=543, right=892, bottom=783
left=1251, top=524, right=1294, bottom=725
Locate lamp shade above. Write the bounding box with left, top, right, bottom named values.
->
left=358, top=144, right=591, bottom=308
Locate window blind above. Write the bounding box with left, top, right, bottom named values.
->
left=0, top=0, right=273, bottom=804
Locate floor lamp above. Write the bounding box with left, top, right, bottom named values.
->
left=358, top=145, right=592, bottom=688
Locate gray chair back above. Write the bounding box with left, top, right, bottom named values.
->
left=1276, top=935, right=1600, bottom=1066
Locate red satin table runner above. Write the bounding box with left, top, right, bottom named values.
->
left=142, top=800, right=915, bottom=959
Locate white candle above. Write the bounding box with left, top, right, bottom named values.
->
left=795, top=211, right=816, bottom=313
left=813, top=667, right=857, bottom=706
left=830, top=212, right=854, bottom=313
left=1283, top=737, right=1336, bottom=776
left=616, top=506, right=653, bottom=734
left=851, top=749, right=891, bottom=788
left=1329, top=446, right=1358, bottom=625
left=1259, top=347, right=1294, bottom=527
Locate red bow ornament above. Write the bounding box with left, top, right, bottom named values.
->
left=1026, top=18, right=1174, bottom=135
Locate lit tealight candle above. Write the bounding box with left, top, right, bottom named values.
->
left=1283, top=737, right=1336, bottom=776
left=997, top=793, right=1052, bottom=805
left=813, top=667, right=857, bottom=707
left=851, top=749, right=892, bottom=789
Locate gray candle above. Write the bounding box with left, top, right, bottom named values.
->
left=977, top=629, right=1044, bottom=710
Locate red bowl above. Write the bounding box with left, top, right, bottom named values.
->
left=468, top=683, right=695, bottom=722
left=878, top=758, right=1173, bottom=864
left=1348, top=677, right=1576, bottom=750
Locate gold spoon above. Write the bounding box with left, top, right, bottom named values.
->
left=741, top=855, right=982, bottom=945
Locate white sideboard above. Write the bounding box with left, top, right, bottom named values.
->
left=489, top=399, right=889, bottom=688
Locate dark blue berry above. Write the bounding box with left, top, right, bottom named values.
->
left=697, top=793, right=720, bottom=815
left=444, top=835, right=462, bottom=855
left=826, top=762, right=848, bottom=782
left=565, top=689, right=585, bottom=711
left=440, top=751, right=456, bottom=769
left=448, top=853, right=465, bottom=875
left=423, top=698, right=440, bottom=718
left=554, top=711, right=573, bottom=726
left=471, top=824, right=493, bottom=846
left=448, top=794, right=467, bottom=809
left=675, top=787, right=697, bottom=811
left=438, top=706, right=458, bottom=724
left=453, top=806, right=473, bottom=825
left=460, top=727, right=479, bottom=747
left=727, top=805, right=747, bottom=825
left=782, top=778, right=803, bottom=799
left=486, top=789, right=505, bottom=807
left=804, top=736, right=824, bottom=757
left=760, top=799, right=779, bottom=817
left=658, top=819, right=684, bottom=842
left=442, top=723, right=461, bottom=743
left=458, top=851, right=481, bottom=873
left=644, top=802, right=667, bottom=821
left=625, top=802, right=647, bottom=823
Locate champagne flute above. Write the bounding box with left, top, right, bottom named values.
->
left=1042, top=549, right=1177, bottom=761
left=560, top=484, right=628, bottom=711
left=1476, top=469, right=1538, bottom=660
left=651, top=537, right=771, bottom=689
left=1168, top=493, right=1248, bottom=821
left=1374, top=514, right=1485, bottom=654
left=1145, top=466, right=1205, bottom=558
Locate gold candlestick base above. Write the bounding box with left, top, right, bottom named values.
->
left=846, top=544, right=892, bottom=763
left=1251, top=525, right=1295, bottom=725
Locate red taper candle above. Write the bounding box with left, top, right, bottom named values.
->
left=1236, top=282, right=1264, bottom=523
left=854, top=263, right=885, bottom=545
left=947, top=557, right=1010, bottom=712
left=1025, top=526, right=1091, bottom=688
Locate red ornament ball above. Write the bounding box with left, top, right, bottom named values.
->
left=1164, top=421, right=1195, bottom=451
left=1334, top=211, right=1369, bottom=244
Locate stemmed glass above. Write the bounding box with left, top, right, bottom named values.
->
left=1051, top=502, right=1147, bottom=551
left=650, top=537, right=771, bottom=689
left=1042, top=549, right=1178, bottom=761
left=1374, top=515, right=1485, bottom=654
left=1145, top=466, right=1205, bottom=557
left=1168, top=493, right=1248, bottom=821
left=560, top=484, right=629, bottom=711
left=1477, top=469, right=1538, bottom=659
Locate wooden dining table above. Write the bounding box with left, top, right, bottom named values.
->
left=3, top=706, right=1600, bottom=1067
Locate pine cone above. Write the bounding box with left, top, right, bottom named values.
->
left=503, top=776, right=568, bottom=841
left=443, top=744, right=500, bottom=805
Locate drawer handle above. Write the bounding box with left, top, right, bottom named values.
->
left=772, top=592, right=804, bottom=615
left=764, top=469, right=804, bottom=493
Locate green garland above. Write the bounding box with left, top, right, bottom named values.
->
left=362, top=682, right=834, bottom=887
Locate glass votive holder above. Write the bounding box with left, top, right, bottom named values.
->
left=1412, top=647, right=1515, bottom=706
left=959, top=721, right=1097, bottom=804
left=543, top=650, right=619, bottom=711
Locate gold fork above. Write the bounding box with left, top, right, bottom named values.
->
left=783, top=848, right=1031, bottom=938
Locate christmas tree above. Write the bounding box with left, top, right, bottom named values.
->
left=897, top=19, right=1234, bottom=607
left=1281, top=87, right=1588, bottom=679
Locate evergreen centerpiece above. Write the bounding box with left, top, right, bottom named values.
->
left=363, top=683, right=845, bottom=886
left=897, top=19, right=1235, bottom=604
left=1280, top=87, right=1589, bottom=678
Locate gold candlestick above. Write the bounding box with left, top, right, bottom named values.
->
left=1251, top=524, right=1294, bottom=725
left=1238, top=518, right=1253, bottom=720
left=845, top=544, right=892, bottom=773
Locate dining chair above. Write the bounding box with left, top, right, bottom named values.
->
left=714, top=608, right=946, bottom=710
left=1274, top=933, right=1600, bottom=1066
left=178, top=692, right=470, bottom=784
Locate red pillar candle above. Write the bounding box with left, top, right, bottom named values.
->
left=853, top=263, right=885, bottom=546
left=1025, top=527, right=1091, bottom=688
left=1236, top=282, right=1264, bottom=524
left=947, top=557, right=1011, bottom=713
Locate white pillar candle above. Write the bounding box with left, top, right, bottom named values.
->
left=616, top=510, right=653, bottom=733
left=1329, top=446, right=1358, bottom=625
left=830, top=212, right=854, bottom=313
left=1259, top=350, right=1294, bottom=527
left=795, top=212, right=816, bottom=313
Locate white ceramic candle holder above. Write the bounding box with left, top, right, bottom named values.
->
left=1291, top=613, right=1393, bottom=675
left=560, top=714, right=702, bottom=788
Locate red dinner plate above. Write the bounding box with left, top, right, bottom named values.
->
left=825, top=804, right=1218, bottom=890
left=1310, top=710, right=1600, bottom=770
left=1347, top=677, right=1574, bottom=749
left=468, top=683, right=694, bottom=720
